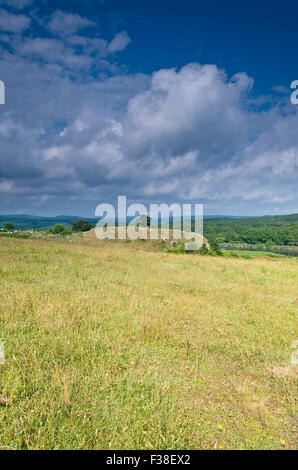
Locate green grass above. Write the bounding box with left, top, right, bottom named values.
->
left=0, top=237, right=297, bottom=450
left=223, top=250, right=291, bottom=259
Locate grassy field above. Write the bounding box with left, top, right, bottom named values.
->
left=0, top=236, right=297, bottom=450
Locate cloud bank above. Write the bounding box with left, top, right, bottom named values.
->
left=0, top=6, right=297, bottom=215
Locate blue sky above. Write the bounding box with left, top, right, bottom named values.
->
left=0, top=0, right=297, bottom=216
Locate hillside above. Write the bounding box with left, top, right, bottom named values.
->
left=202, top=214, right=298, bottom=246
left=0, top=236, right=297, bottom=449
left=83, top=227, right=210, bottom=252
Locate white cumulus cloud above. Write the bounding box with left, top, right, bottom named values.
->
left=47, top=10, right=95, bottom=37
left=108, top=31, right=131, bottom=52
left=0, top=8, right=30, bottom=32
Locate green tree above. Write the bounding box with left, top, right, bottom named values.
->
left=51, top=224, right=66, bottom=234
left=72, top=220, right=93, bottom=232
left=138, top=214, right=151, bottom=227
left=3, top=222, right=15, bottom=231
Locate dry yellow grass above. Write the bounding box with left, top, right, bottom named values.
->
left=0, top=236, right=297, bottom=449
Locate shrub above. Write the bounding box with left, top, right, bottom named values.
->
left=198, top=243, right=210, bottom=255
left=209, top=239, right=223, bottom=256
left=51, top=224, right=67, bottom=235
left=72, top=220, right=93, bottom=232
left=3, top=222, right=15, bottom=232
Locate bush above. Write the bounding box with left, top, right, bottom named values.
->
left=51, top=224, right=67, bottom=235
left=209, top=239, right=223, bottom=256
left=3, top=222, right=15, bottom=231
left=72, top=220, right=93, bottom=232
left=198, top=243, right=210, bottom=255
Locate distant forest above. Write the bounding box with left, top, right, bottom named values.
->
left=0, top=215, right=98, bottom=231
left=201, top=214, right=298, bottom=246
left=1, top=213, right=297, bottom=246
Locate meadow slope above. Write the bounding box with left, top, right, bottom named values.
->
left=0, top=237, right=297, bottom=450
